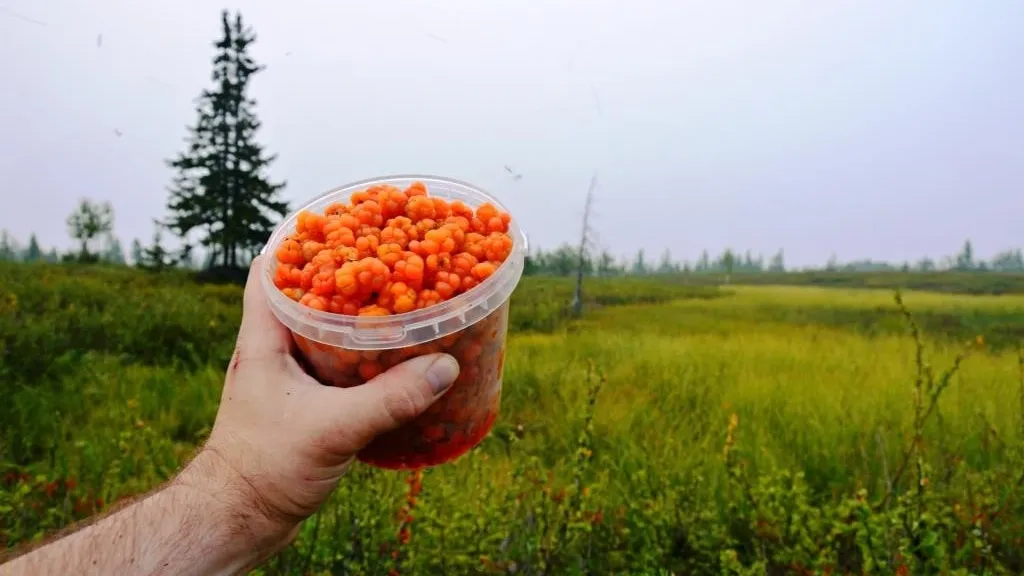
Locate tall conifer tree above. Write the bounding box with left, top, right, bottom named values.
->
left=165, top=10, right=287, bottom=269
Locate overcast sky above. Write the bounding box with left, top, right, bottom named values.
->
left=1, top=0, right=1021, bottom=267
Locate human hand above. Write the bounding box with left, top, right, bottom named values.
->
left=175, top=255, right=460, bottom=554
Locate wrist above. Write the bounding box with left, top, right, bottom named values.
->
left=172, top=449, right=298, bottom=570
left=0, top=450, right=297, bottom=576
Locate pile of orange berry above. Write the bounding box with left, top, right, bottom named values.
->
left=272, top=181, right=514, bottom=315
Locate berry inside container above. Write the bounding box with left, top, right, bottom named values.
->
left=260, top=175, right=526, bottom=470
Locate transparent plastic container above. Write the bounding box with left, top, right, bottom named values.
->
left=259, top=175, right=526, bottom=469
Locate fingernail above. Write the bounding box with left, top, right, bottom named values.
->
left=426, top=355, right=460, bottom=396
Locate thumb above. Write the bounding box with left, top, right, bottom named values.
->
left=330, top=353, right=460, bottom=447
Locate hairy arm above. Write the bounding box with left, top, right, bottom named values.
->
left=1, top=451, right=292, bottom=576
left=0, top=257, right=456, bottom=575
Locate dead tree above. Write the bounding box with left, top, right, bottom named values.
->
left=571, top=172, right=598, bottom=317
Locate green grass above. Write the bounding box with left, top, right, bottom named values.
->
left=2, top=263, right=1024, bottom=574
left=683, top=270, right=1024, bottom=296
left=588, top=285, right=1024, bottom=351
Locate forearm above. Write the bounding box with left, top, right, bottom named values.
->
left=1, top=451, right=291, bottom=576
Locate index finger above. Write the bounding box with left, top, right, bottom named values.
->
left=235, top=255, right=293, bottom=359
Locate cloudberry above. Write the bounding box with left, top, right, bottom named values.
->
left=272, top=181, right=514, bottom=316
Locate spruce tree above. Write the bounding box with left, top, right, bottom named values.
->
left=697, top=249, right=710, bottom=271
left=140, top=226, right=173, bottom=272
left=24, top=234, right=42, bottom=262
left=955, top=239, right=975, bottom=271
left=721, top=249, right=735, bottom=284
left=597, top=250, right=617, bottom=276
left=0, top=231, right=15, bottom=261
left=164, top=9, right=288, bottom=270
left=104, top=234, right=126, bottom=264
left=130, top=239, right=144, bottom=266
left=657, top=249, right=674, bottom=274
left=632, top=249, right=647, bottom=275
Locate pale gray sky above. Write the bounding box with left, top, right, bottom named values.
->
left=1, top=0, right=1021, bottom=267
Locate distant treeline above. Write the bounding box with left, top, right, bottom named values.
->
left=3, top=225, right=1022, bottom=278
left=0, top=229, right=229, bottom=272
left=525, top=240, right=1024, bottom=277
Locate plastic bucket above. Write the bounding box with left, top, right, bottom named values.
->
left=259, top=175, right=526, bottom=469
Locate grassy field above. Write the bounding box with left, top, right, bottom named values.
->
left=683, top=270, right=1024, bottom=296
left=2, top=263, right=1024, bottom=574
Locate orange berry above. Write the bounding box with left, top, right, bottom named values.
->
left=415, top=218, right=437, bottom=237
left=377, top=186, right=409, bottom=219
left=463, top=234, right=486, bottom=261
left=332, top=246, right=359, bottom=265
left=300, top=263, right=317, bottom=290
left=405, top=181, right=427, bottom=197
left=274, top=181, right=515, bottom=315
left=381, top=225, right=410, bottom=249
left=432, top=198, right=451, bottom=220
left=424, top=228, right=447, bottom=244
left=462, top=341, right=483, bottom=363
left=339, top=213, right=360, bottom=231
left=442, top=222, right=466, bottom=249
left=276, top=239, right=304, bottom=265
left=297, top=211, right=327, bottom=241
left=476, top=203, right=498, bottom=222
left=392, top=252, right=425, bottom=287
left=425, top=254, right=441, bottom=275
left=282, top=287, right=304, bottom=301
left=358, top=361, right=384, bottom=380
left=325, top=226, right=356, bottom=249
left=471, top=262, right=496, bottom=281
left=274, top=262, right=296, bottom=288
left=406, top=196, right=436, bottom=222
left=335, top=265, right=359, bottom=298
left=300, top=292, right=328, bottom=311
left=416, top=289, right=442, bottom=309
left=452, top=252, right=478, bottom=277
left=420, top=239, right=440, bottom=256
left=311, top=249, right=335, bottom=268
left=378, top=243, right=404, bottom=268
left=353, top=200, right=384, bottom=228
left=423, top=424, right=445, bottom=441
left=435, top=281, right=454, bottom=299
left=484, top=232, right=513, bottom=262
left=437, top=269, right=463, bottom=288
left=450, top=200, right=473, bottom=219
left=394, top=294, right=416, bottom=314
left=311, top=268, right=336, bottom=296
left=357, top=225, right=381, bottom=241
left=323, top=202, right=348, bottom=216
left=351, top=190, right=371, bottom=204
left=328, top=295, right=360, bottom=315
left=358, top=304, right=391, bottom=316
left=355, top=235, right=380, bottom=259
left=302, top=241, right=326, bottom=262
left=296, top=211, right=312, bottom=233
left=486, top=217, right=507, bottom=234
